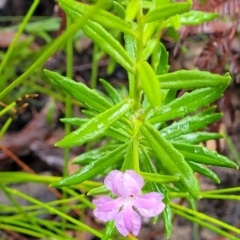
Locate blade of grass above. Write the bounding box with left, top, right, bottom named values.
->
left=6, top=187, right=103, bottom=238
left=172, top=209, right=239, bottom=240
left=0, top=0, right=40, bottom=74
left=0, top=0, right=106, bottom=100
left=170, top=202, right=240, bottom=235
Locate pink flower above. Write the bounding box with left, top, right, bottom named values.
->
left=93, top=170, right=165, bottom=236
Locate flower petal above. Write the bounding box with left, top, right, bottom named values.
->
left=115, top=206, right=141, bottom=236
left=104, top=170, right=123, bottom=196
left=104, top=170, right=144, bottom=197
left=125, top=170, right=144, bottom=193
left=133, top=192, right=165, bottom=217
left=93, top=196, right=123, bottom=221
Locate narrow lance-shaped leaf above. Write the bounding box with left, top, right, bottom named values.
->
left=140, top=122, right=201, bottom=199
left=105, top=126, right=131, bottom=143
left=140, top=147, right=172, bottom=238
left=121, top=140, right=135, bottom=171
left=160, top=114, right=222, bottom=139
left=60, top=117, right=87, bottom=126
left=155, top=43, right=169, bottom=75
left=113, top=1, right=125, bottom=19
left=180, top=10, right=219, bottom=26
left=56, top=99, right=133, bottom=147
left=87, top=184, right=109, bottom=196
left=172, top=132, right=222, bottom=144
left=59, top=3, right=134, bottom=73
left=50, top=143, right=129, bottom=187
left=188, top=161, right=220, bottom=184
left=44, top=70, right=112, bottom=112
left=140, top=172, right=180, bottom=183
left=58, top=0, right=136, bottom=37
left=137, top=61, right=161, bottom=107
left=143, top=22, right=159, bottom=45
left=158, top=70, right=230, bottom=89
left=149, top=87, right=225, bottom=124
left=143, top=2, right=190, bottom=23
left=173, top=143, right=238, bottom=169
left=102, top=221, right=116, bottom=240
left=125, top=32, right=137, bottom=98
left=72, top=144, right=119, bottom=164
left=99, top=78, right=122, bottom=104
left=83, top=20, right=134, bottom=73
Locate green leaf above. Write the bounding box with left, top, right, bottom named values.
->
left=44, top=70, right=112, bottom=112
left=143, top=3, right=190, bottom=23
left=140, top=146, right=173, bottom=238
left=143, top=22, right=159, bottom=45
left=140, top=122, right=201, bottom=199
left=72, top=144, right=119, bottom=164
left=99, top=78, right=122, bottom=104
left=188, top=161, right=220, bottom=183
left=156, top=43, right=169, bottom=75
left=126, top=0, right=139, bottom=21
left=158, top=70, right=231, bottom=89
left=173, top=143, right=238, bottom=169
left=84, top=20, right=134, bottom=73
left=101, top=220, right=116, bottom=240
left=160, top=114, right=222, bottom=139
left=137, top=61, right=161, bottom=107
left=59, top=2, right=134, bottom=73
left=58, top=0, right=136, bottom=37
left=50, top=143, right=128, bottom=187
left=180, top=10, right=218, bottom=26
left=149, top=87, right=224, bottom=124
left=113, top=1, right=125, bottom=19
left=60, top=117, right=87, bottom=126
left=122, top=140, right=135, bottom=171
left=105, top=126, right=131, bottom=142
left=87, top=184, right=109, bottom=196
left=56, top=99, right=133, bottom=147
left=172, top=132, right=222, bottom=144
left=162, top=204, right=173, bottom=238
left=140, top=172, right=180, bottom=183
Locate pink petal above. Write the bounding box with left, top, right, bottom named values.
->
left=125, top=170, right=144, bottom=192
left=93, top=196, right=123, bottom=221
left=133, top=192, right=165, bottom=217
left=115, top=206, right=141, bottom=236
left=104, top=170, right=144, bottom=198
left=118, top=171, right=144, bottom=197
left=104, top=170, right=123, bottom=196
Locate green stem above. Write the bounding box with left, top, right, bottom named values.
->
left=90, top=43, right=100, bottom=89
left=188, top=198, right=199, bottom=240
left=63, top=16, right=73, bottom=229
left=132, top=0, right=144, bottom=111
